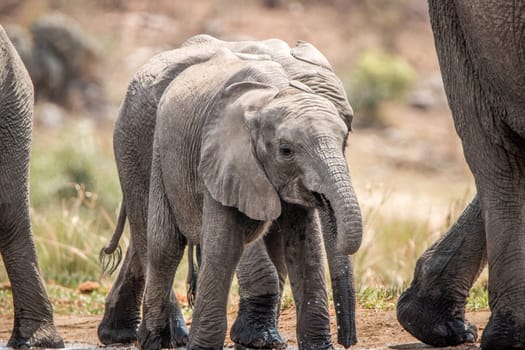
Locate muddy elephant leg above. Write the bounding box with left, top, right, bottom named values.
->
left=282, top=204, right=333, bottom=350
left=231, top=237, right=285, bottom=349
left=396, top=196, right=485, bottom=346
left=0, top=204, right=63, bottom=348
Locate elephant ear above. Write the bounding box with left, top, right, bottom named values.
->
left=199, top=81, right=281, bottom=221
left=291, top=40, right=333, bottom=71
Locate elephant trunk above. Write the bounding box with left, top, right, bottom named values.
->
left=319, top=206, right=357, bottom=347
left=309, top=137, right=363, bottom=255
left=304, top=137, right=361, bottom=347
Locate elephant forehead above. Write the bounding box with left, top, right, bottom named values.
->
left=271, top=113, right=348, bottom=144
left=275, top=117, right=347, bottom=141
left=266, top=93, right=347, bottom=132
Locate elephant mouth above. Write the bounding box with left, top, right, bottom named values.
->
left=279, top=179, right=321, bottom=208
left=313, top=192, right=331, bottom=211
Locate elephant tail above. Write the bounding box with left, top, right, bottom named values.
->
left=99, top=203, right=126, bottom=276
left=186, top=243, right=201, bottom=308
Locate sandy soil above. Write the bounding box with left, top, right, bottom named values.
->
left=0, top=307, right=489, bottom=349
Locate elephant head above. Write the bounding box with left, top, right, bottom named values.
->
left=199, top=76, right=362, bottom=255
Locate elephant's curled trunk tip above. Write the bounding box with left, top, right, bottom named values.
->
left=337, top=221, right=362, bottom=256
left=320, top=187, right=362, bottom=256
left=99, top=203, right=126, bottom=276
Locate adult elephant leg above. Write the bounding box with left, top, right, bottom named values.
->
left=282, top=204, right=333, bottom=350
left=0, top=25, right=63, bottom=348
left=396, top=196, right=485, bottom=346
left=318, top=206, right=357, bottom=348
left=428, top=1, right=525, bottom=347
left=231, top=238, right=285, bottom=349
left=478, top=156, right=525, bottom=348
left=0, top=204, right=64, bottom=348
left=463, top=143, right=525, bottom=348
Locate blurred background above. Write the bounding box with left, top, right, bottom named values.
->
left=0, top=0, right=480, bottom=315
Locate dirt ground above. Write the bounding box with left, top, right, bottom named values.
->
left=0, top=307, right=489, bottom=349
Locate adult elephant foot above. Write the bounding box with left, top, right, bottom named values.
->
left=397, top=286, right=477, bottom=346
left=481, top=312, right=525, bottom=349
left=230, top=294, right=286, bottom=349
left=397, top=197, right=485, bottom=347
left=8, top=321, right=64, bottom=349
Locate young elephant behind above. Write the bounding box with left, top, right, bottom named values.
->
left=0, top=25, right=63, bottom=348
left=99, top=35, right=361, bottom=350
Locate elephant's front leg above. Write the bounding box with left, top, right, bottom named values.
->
left=137, top=177, right=187, bottom=350
left=469, top=152, right=525, bottom=349
left=231, top=237, right=285, bottom=349
left=396, top=196, right=485, bottom=346
left=188, top=192, right=250, bottom=350
left=283, top=204, right=333, bottom=350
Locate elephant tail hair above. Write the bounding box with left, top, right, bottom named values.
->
left=186, top=243, right=201, bottom=308
left=99, top=203, right=126, bottom=276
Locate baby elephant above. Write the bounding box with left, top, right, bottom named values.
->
left=99, top=35, right=360, bottom=350
left=138, top=47, right=362, bottom=350
left=0, top=25, right=63, bottom=348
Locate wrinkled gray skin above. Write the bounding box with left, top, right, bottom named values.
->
left=397, top=1, right=525, bottom=349
left=0, top=25, right=63, bottom=348
left=98, top=35, right=362, bottom=350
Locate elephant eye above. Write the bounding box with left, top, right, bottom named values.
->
left=279, top=144, right=294, bottom=159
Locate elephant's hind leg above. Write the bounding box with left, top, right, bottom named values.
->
left=231, top=237, right=286, bottom=350
left=98, top=191, right=151, bottom=345
left=97, top=240, right=145, bottom=345
left=397, top=196, right=485, bottom=346
left=0, top=204, right=63, bottom=348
